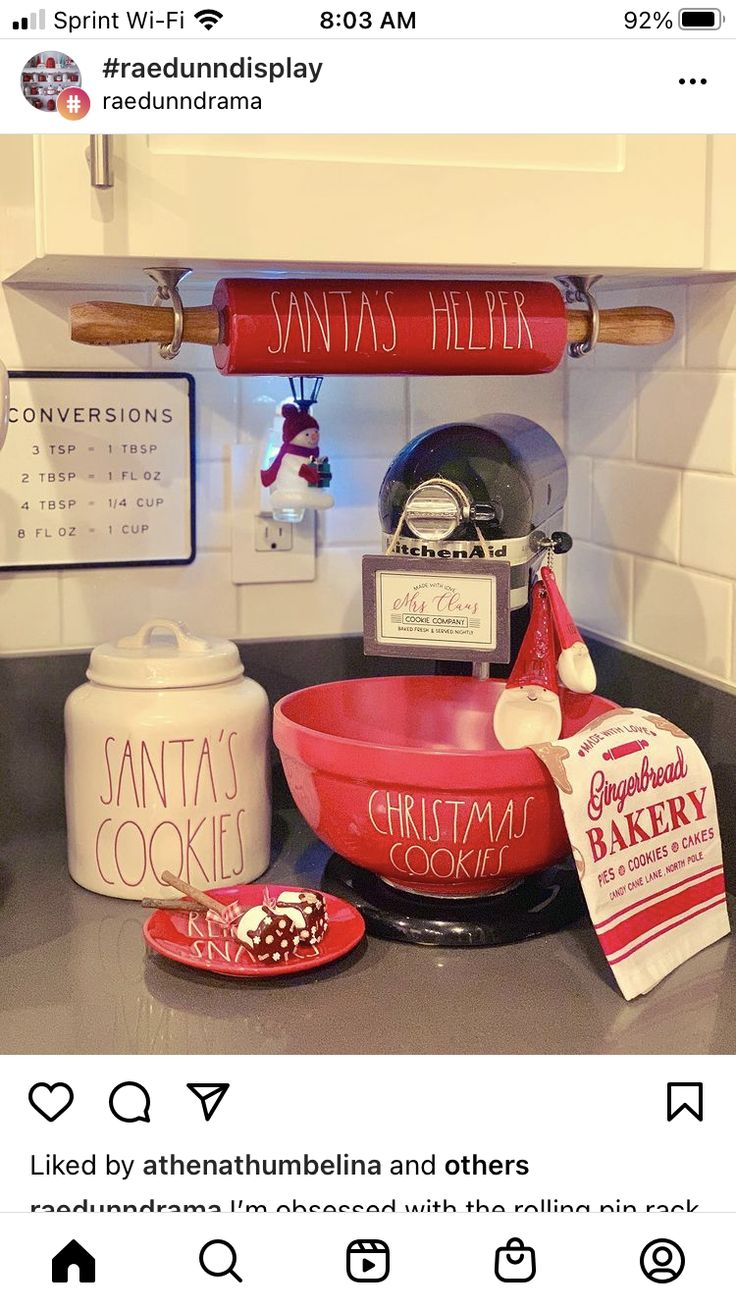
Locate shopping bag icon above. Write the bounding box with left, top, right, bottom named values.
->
left=495, top=1237, right=536, bottom=1282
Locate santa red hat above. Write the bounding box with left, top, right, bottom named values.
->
left=281, top=403, right=319, bottom=442
left=506, top=579, right=559, bottom=693
left=541, top=565, right=597, bottom=693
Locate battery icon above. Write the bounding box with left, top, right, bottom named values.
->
left=679, top=8, right=722, bottom=26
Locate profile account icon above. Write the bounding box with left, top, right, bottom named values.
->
left=640, top=1239, right=685, bottom=1283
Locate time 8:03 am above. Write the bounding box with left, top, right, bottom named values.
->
left=319, top=10, right=417, bottom=28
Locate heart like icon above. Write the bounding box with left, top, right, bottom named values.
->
left=28, top=1082, right=74, bottom=1122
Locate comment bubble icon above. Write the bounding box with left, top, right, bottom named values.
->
left=109, top=1081, right=151, bottom=1124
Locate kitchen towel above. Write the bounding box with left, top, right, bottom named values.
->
left=531, top=708, right=730, bottom=1000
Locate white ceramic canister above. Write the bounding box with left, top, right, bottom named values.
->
left=64, top=619, right=272, bottom=900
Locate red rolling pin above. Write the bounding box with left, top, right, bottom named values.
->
left=212, top=277, right=566, bottom=375
left=69, top=278, right=676, bottom=377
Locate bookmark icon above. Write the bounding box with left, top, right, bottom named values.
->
left=666, top=1082, right=704, bottom=1122
left=187, top=1082, right=230, bottom=1122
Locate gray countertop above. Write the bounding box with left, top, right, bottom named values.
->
left=1, top=809, right=734, bottom=1056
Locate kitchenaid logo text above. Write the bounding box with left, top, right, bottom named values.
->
left=368, top=789, right=534, bottom=882
left=266, top=287, right=535, bottom=357
left=382, top=534, right=536, bottom=565
left=94, top=733, right=249, bottom=888
left=386, top=538, right=507, bottom=561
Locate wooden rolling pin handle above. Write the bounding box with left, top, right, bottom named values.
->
left=567, top=305, right=674, bottom=348
left=70, top=302, right=223, bottom=348
left=69, top=301, right=675, bottom=350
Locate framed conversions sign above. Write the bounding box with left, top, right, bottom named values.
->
left=363, top=554, right=511, bottom=663
left=1, top=372, right=195, bottom=571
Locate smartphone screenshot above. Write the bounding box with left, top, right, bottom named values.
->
left=0, top=1, right=734, bottom=1301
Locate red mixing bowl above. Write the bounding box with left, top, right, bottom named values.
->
left=274, top=676, right=616, bottom=898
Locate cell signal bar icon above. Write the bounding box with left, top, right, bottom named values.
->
left=12, top=7, right=45, bottom=29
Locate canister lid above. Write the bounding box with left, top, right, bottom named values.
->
left=87, top=619, right=244, bottom=689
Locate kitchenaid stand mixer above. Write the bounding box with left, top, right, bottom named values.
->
left=277, top=414, right=614, bottom=947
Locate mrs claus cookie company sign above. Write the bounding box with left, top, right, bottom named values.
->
left=363, top=555, right=511, bottom=662
left=1, top=372, right=194, bottom=569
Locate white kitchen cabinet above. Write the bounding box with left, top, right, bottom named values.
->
left=706, top=136, right=736, bottom=272
left=12, top=134, right=710, bottom=282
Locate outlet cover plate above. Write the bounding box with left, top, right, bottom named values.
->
left=230, top=444, right=316, bottom=585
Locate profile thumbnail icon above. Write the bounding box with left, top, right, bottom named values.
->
left=21, top=50, right=82, bottom=114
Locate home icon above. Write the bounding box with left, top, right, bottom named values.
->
left=51, top=1239, right=96, bottom=1283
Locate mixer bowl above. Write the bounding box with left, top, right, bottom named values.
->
left=274, top=676, right=616, bottom=898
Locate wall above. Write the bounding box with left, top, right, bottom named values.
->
left=565, top=280, right=736, bottom=692
left=4, top=129, right=732, bottom=680
left=0, top=182, right=564, bottom=652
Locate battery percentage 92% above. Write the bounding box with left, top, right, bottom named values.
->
left=624, top=10, right=674, bottom=26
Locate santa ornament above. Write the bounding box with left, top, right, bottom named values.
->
left=541, top=565, right=596, bottom=694
left=494, top=562, right=598, bottom=751
left=260, top=378, right=334, bottom=523
left=493, top=579, right=563, bottom=750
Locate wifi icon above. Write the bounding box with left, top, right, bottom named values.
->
left=194, top=7, right=223, bottom=29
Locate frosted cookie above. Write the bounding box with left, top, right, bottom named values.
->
left=235, top=904, right=301, bottom=965
left=274, top=890, right=328, bottom=947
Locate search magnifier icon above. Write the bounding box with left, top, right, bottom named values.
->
left=199, top=1239, right=243, bottom=1283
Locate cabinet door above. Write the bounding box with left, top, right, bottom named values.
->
left=35, top=134, right=708, bottom=274
left=705, top=136, right=736, bottom=272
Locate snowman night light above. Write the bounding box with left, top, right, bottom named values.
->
left=260, top=376, right=334, bottom=524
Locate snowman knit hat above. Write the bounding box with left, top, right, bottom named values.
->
left=281, top=402, right=319, bottom=441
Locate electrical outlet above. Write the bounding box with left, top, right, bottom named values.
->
left=254, top=518, right=293, bottom=552
left=230, top=444, right=317, bottom=584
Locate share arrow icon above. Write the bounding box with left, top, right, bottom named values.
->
left=187, top=1083, right=230, bottom=1122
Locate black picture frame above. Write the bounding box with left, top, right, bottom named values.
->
left=1, top=370, right=196, bottom=573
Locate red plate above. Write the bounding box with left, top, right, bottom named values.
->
left=143, top=884, right=365, bottom=978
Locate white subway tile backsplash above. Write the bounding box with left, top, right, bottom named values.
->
left=317, top=457, right=386, bottom=549
left=0, top=572, right=61, bottom=653
left=196, top=458, right=231, bottom=550
left=633, top=557, right=732, bottom=680
left=681, top=472, right=736, bottom=579
left=60, top=552, right=238, bottom=648
left=637, top=371, right=736, bottom=473
left=687, top=281, right=736, bottom=369
left=0, top=286, right=153, bottom=371
left=191, top=370, right=241, bottom=461
left=3, top=264, right=736, bottom=692
left=319, top=507, right=382, bottom=551
left=409, top=373, right=565, bottom=442
left=566, top=456, right=592, bottom=540
left=592, top=460, right=681, bottom=562
left=568, top=370, right=636, bottom=459
left=240, top=374, right=408, bottom=459
left=314, top=376, right=408, bottom=458
left=566, top=542, right=633, bottom=641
